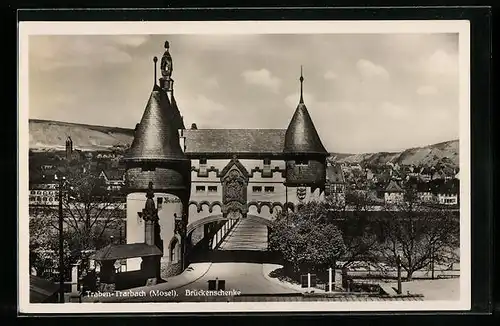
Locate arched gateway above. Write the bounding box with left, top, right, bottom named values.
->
left=122, top=40, right=330, bottom=279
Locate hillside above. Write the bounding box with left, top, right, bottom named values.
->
left=330, top=140, right=459, bottom=168
left=29, top=119, right=134, bottom=152
left=28, top=119, right=459, bottom=168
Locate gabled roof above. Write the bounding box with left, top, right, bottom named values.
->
left=92, top=243, right=162, bottom=261
left=124, top=84, right=187, bottom=162
left=385, top=180, right=404, bottom=193
left=101, top=168, right=125, bottom=181
left=183, top=129, right=286, bottom=155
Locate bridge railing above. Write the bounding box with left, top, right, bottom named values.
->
left=211, top=218, right=237, bottom=250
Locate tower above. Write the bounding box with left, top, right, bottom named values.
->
left=283, top=67, right=328, bottom=201
left=123, top=41, right=191, bottom=275
left=65, top=136, right=73, bottom=160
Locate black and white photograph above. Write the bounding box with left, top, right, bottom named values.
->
left=18, top=20, right=471, bottom=313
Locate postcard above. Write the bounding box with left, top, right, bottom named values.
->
left=18, top=19, right=471, bottom=313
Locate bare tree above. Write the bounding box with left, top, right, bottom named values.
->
left=375, top=186, right=459, bottom=280
left=337, top=189, right=379, bottom=269
left=60, top=165, right=125, bottom=252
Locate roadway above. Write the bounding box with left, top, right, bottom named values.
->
left=100, top=217, right=298, bottom=302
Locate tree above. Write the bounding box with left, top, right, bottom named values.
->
left=338, top=189, right=379, bottom=268
left=29, top=212, right=74, bottom=282
left=60, top=164, right=125, bottom=253
left=269, top=201, right=346, bottom=276
left=29, top=163, right=125, bottom=275
left=375, top=185, right=460, bottom=280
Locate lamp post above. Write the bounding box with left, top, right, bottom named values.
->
left=55, top=175, right=66, bottom=303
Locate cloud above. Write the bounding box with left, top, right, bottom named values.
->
left=416, top=85, right=439, bottom=96
left=53, top=93, right=75, bottom=105
left=205, top=77, right=219, bottom=89
left=284, top=92, right=315, bottom=108
left=182, top=95, right=227, bottom=128
left=356, top=59, right=390, bottom=80
left=324, top=70, right=338, bottom=80
left=380, top=102, right=411, bottom=120
left=424, top=49, right=458, bottom=76
left=112, top=35, right=150, bottom=47
left=241, top=69, right=281, bottom=93
left=30, top=35, right=151, bottom=71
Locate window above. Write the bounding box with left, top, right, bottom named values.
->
left=199, top=158, right=207, bottom=165
left=208, top=186, right=217, bottom=193
left=157, top=197, right=163, bottom=209
left=264, top=186, right=275, bottom=193
left=196, top=186, right=206, bottom=192
left=263, top=158, right=271, bottom=166
left=296, top=157, right=309, bottom=166
left=252, top=186, right=262, bottom=193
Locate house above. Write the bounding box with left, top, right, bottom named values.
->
left=99, top=169, right=126, bottom=192
left=420, top=167, right=433, bottom=182
left=435, top=179, right=459, bottom=205
left=384, top=179, right=404, bottom=204
left=29, top=174, right=59, bottom=206
left=416, top=182, right=434, bottom=203
left=326, top=163, right=346, bottom=205
left=366, top=168, right=374, bottom=181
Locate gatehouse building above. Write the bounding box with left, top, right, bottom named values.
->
left=123, top=40, right=336, bottom=277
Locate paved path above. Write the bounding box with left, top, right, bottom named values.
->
left=92, top=219, right=298, bottom=302
left=218, top=217, right=268, bottom=251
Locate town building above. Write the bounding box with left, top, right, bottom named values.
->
left=325, top=163, right=346, bottom=205
left=122, top=41, right=331, bottom=276
left=384, top=179, right=404, bottom=205
left=99, top=169, right=126, bottom=192
left=29, top=175, right=59, bottom=206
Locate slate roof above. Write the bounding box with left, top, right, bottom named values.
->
left=326, top=164, right=345, bottom=183
left=101, top=168, right=126, bottom=181
left=170, top=93, right=185, bottom=130
left=30, top=275, right=59, bottom=303
left=183, top=129, right=286, bottom=155
left=92, top=243, right=162, bottom=261
left=124, top=84, right=187, bottom=162
left=283, top=100, right=328, bottom=155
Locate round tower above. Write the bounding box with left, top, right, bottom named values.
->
left=122, top=41, right=191, bottom=275
left=283, top=67, right=328, bottom=192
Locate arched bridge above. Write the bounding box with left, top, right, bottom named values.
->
left=185, top=214, right=278, bottom=265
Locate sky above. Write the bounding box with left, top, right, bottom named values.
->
left=28, top=33, right=460, bottom=154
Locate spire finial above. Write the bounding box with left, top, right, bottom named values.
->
left=299, top=65, right=304, bottom=104
left=153, top=56, right=158, bottom=85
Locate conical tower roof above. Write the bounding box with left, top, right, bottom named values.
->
left=170, top=93, right=185, bottom=130
left=284, top=68, right=328, bottom=155
left=124, top=84, right=187, bottom=162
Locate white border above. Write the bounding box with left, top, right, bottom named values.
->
left=18, top=20, right=471, bottom=314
